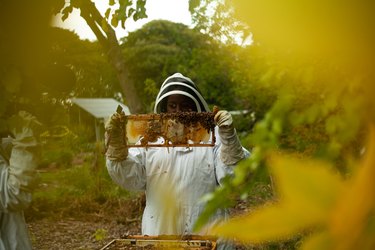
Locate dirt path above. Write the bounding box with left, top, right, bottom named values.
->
left=26, top=184, right=274, bottom=249
left=26, top=202, right=249, bottom=250
left=28, top=217, right=141, bottom=250
left=26, top=194, right=145, bottom=250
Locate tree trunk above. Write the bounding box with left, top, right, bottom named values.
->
left=105, top=35, right=143, bottom=114
left=78, top=0, right=143, bottom=114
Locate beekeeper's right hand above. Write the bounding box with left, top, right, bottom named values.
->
left=104, top=111, right=128, bottom=161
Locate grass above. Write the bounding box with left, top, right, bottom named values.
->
left=26, top=151, right=143, bottom=221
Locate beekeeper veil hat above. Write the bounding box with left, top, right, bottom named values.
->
left=154, top=73, right=210, bottom=113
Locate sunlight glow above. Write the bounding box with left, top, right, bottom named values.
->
left=52, top=0, right=192, bottom=41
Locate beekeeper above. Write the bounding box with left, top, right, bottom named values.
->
left=105, top=73, right=250, bottom=249
left=0, top=111, right=41, bottom=250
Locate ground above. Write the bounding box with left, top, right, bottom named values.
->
left=25, top=169, right=276, bottom=250
left=26, top=195, right=255, bottom=250
left=26, top=194, right=145, bottom=250
left=28, top=217, right=140, bottom=250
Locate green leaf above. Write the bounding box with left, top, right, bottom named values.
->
left=210, top=203, right=311, bottom=243
left=269, top=153, right=344, bottom=220
left=211, top=154, right=343, bottom=243
left=93, top=228, right=107, bottom=241
left=111, top=15, right=119, bottom=28
left=61, top=5, right=73, bottom=21
left=105, top=8, right=111, bottom=19
left=136, top=0, right=146, bottom=8
left=109, top=0, right=115, bottom=6
left=271, top=118, right=282, bottom=135
left=62, top=5, right=73, bottom=15
left=306, top=104, right=320, bottom=124
left=61, top=13, right=69, bottom=21
left=189, top=0, right=201, bottom=12
left=209, top=152, right=346, bottom=244
left=127, top=7, right=135, bottom=18
left=329, top=126, right=375, bottom=249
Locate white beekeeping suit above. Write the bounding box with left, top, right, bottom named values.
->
left=105, top=73, right=250, bottom=249
left=0, top=111, right=40, bottom=250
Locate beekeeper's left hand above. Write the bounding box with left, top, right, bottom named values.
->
left=214, top=109, right=244, bottom=165
left=214, top=110, right=233, bottom=128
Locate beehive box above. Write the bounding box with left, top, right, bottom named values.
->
left=100, top=235, right=217, bottom=250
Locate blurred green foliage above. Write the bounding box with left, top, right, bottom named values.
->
left=192, top=1, right=375, bottom=249
left=120, top=20, right=260, bottom=113
left=29, top=159, right=134, bottom=220
left=2, top=1, right=373, bottom=248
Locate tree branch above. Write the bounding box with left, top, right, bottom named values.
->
left=79, top=9, right=108, bottom=46
left=78, top=0, right=119, bottom=49
left=72, top=0, right=143, bottom=113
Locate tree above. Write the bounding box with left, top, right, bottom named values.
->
left=194, top=1, right=375, bottom=249
left=189, top=0, right=251, bottom=45
left=48, top=27, right=119, bottom=99
left=0, top=0, right=65, bottom=132
left=56, top=0, right=255, bottom=113
left=121, top=20, right=254, bottom=112
left=58, top=0, right=148, bottom=113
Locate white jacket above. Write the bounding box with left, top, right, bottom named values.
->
left=106, top=129, right=250, bottom=236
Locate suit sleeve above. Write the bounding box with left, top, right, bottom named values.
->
left=0, top=129, right=39, bottom=212
left=106, top=147, right=147, bottom=191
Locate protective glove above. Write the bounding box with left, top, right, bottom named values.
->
left=214, top=110, right=233, bottom=128
left=214, top=110, right=245, bottom=165
left=104, top=110, right=128, bottom=161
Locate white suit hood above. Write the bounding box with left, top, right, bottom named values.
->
left=154, top=73, right=210, bottom=113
